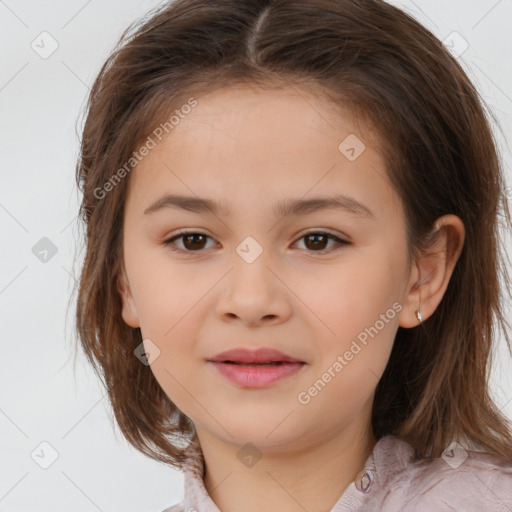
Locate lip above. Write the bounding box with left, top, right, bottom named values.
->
left=207, top=347, right=306, bottom=388
left=208, top=347, right=304, bottom=364
left=208, top=361, right=306, bottom=388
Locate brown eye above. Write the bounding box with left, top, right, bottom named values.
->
left=180, top=233, right=208, bottom=251
left=303, top=233, right=330, bottom=251
left=163, top=230, right=350, bottom=254
left=295, top=231, right=350, bottom=253
left=163, top=232, right=215, bottom=252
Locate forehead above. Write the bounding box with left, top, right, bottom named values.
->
left=126, top=85, right=399, bottom=222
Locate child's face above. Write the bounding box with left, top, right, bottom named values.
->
left=119, top=85, right=416, bottom=451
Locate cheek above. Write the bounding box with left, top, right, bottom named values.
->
left=128, top=247, right=206, bottom=332
left=307, top=250, right=403, bottom=377
left=139, top=299, right=204, bottom=416
left=306, top=254, right=401, bottom=331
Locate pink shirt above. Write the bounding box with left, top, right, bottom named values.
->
left=162, top=434, right=512, bottom=511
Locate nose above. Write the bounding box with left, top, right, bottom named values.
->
left=215, top=257, right=292, bottom=327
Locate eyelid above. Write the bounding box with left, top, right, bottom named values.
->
left=163, top=229, right=217, bottom=251
left=163, top=228, right=352, bottom=255
left=295, top=229, right=351, bottom=251
left=165, top=228, right=350, bottom=242
left=299, top=228, right=350, bottom=240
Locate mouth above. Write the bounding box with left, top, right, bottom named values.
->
left=208, top=359, right=306, bottom=387
left=207, top=347, right=306, bottom=387
left=208, top=347, right=305, bottom=365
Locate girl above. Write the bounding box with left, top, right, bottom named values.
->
left=73, top=0, right=512, bottom=510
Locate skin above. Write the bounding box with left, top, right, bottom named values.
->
left=117, top=85, right=465, bottom=512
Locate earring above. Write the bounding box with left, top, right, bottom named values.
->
left=415, top=309, right=423, bottom=324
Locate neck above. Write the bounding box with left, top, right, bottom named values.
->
left=199, top=422, right=377, bottom=512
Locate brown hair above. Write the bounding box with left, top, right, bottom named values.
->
left=71, top=0, right=512, bottom=468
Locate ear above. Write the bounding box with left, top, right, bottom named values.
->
left=117, top=270, right=141, bottom=328
left=398, top=214, right=465, bottom=328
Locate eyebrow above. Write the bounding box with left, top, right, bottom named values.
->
left=143, top=193, right=375, bottom=219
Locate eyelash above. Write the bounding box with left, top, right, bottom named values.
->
left=162, top=230, right=351, bottom=255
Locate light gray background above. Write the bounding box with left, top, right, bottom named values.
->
left=1, top=1, right=511, bottom=510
